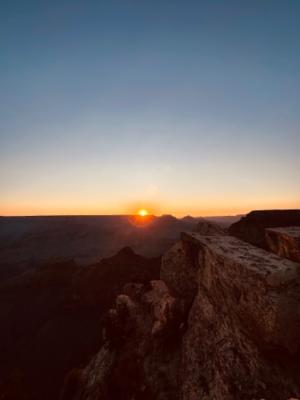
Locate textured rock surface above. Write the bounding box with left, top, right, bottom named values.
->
left=229, top=210, right=300, bottom=248
left=266, top=227, right=300, bottom=262
left=160, top=241, right=198, bottom=301
left=66, top=280, right=182, bottom=400
left=180, top=233, right=300, bottom=400
left=67, top=233, right=300, bottom=400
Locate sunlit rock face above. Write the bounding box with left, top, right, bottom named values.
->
left=229, top=210, right=300, bottom=248
left=266, top=227, right=300, bottom=262
left=67, top=233, right=300, bottom=400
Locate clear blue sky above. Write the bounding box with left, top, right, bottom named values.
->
left=1, top=0, right=299, bottom=216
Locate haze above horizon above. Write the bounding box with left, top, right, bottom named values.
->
left=1, top=0, right=299, bottom=217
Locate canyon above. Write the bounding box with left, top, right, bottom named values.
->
left=0, top=215, right=231, bottom=281
left=0, top=210, right=299, bottom=400
left=63, top=212, right=300, bottom=400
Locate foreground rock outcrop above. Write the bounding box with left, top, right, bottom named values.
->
left=179, top=233, right=300, bottom=400
left=66, top=232, right=300, bottom=400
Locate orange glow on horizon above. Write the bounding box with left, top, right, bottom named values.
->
left=129, top=211, right=154, bottom=228
left=1, top=197, right=299, bottom=218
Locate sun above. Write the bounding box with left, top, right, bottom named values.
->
left=138, top=209, right=149, bottom=217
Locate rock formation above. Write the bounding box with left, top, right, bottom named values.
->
left=266, top=227, right=300, bottom=262
left=66, top=230, right=300, bottom=400
left=178, top=233, right=300, bottom=400
left=63, top=280, right=182, bottom=400
left=229, top=210, right=300, bottom=248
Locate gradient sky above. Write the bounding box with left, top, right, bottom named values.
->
left=1, top=0, right=299, bottom=216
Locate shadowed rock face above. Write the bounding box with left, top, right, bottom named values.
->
left=67, top=233, right=300, bottom=400
left=229, top=210, right=300, bottom=248
left=266, top=227, right=300, bottom=262
left=73, top=247, right=161, bottom=312
left=196, top=219, right=226, bottom=235
left=0, top=248, right=160, bottom=400
left=63, top=281, right=182, bottom=400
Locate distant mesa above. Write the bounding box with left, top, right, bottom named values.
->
left=229, top=209, right=300, bottom=248
left=181, top=215, right=195, bottom=223
left=114, top=246, right=136, bottom=258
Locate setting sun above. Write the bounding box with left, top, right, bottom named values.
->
left=138, top=209, right=149, bottom=217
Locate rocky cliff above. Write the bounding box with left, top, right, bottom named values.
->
left=64, top=227, right=300, bottom=400
left=229, top=210, right=300, bottom=248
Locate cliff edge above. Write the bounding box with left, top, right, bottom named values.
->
left=63, top=227, right=300, bottom=400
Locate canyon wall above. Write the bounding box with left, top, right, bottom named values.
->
left=66, top=229, right=300, bottom=400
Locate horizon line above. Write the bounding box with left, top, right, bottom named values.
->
left=0, top=213, right=245, bottom=218
left=1, top=209, right=299, bottom=219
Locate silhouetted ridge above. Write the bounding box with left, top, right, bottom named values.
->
left=0, top=215, right=201, bottom=276
left=181, top=215, right=196, bottom=223
left=112, top=246, right=136, bottom=259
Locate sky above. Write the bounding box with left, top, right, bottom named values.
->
left=1, top=0, right=300, bottom=217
